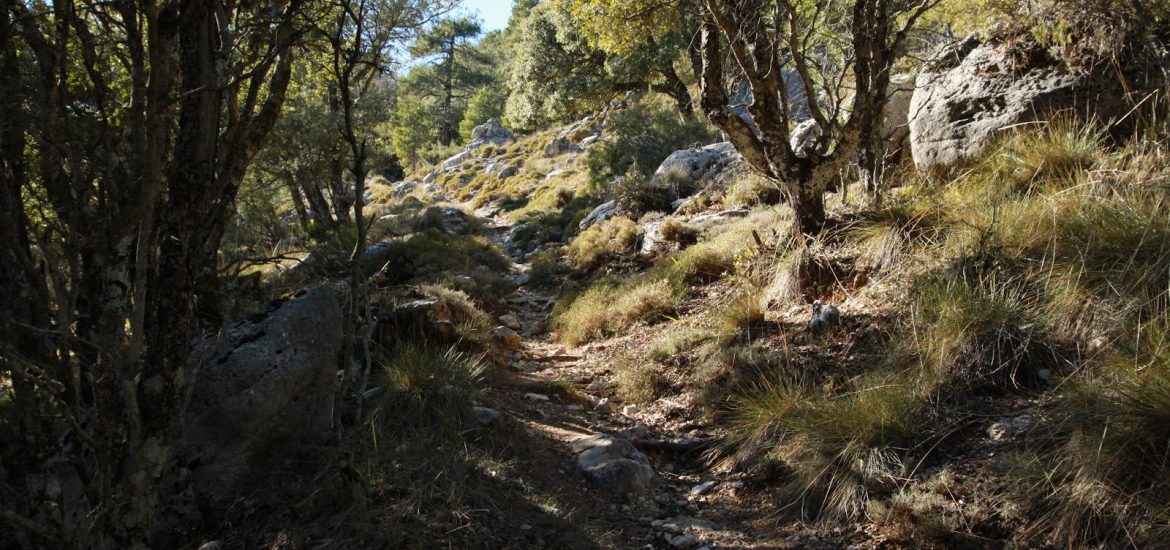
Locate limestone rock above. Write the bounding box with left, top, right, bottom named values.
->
left=499, top=314, right=521, bottom=330
left=578, top=200, right=618, bottom=230
left=180, top=286, right=343, bottom=506
left=544, top=136, right=581, bottom=157
left=572, top=434, right=655, bottom=492
left=910, top=34, right=1139, bottom=170
left=467, top=118, right=515, bottom=149
left=440, top=150, right=472, bottom=173
left=650, top=142, right=740, bottom=188
left=988, top=414, right=1038, bottom=442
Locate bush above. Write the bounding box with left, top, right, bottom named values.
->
left=613, top=352, right=668, bottom=404
left=585, top=99, right=718, bottom=185
left=609, top=164, right=674, bottom=217
left=418, top=284, right=493, bottom=345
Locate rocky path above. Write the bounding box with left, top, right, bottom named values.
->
left=469, top=214, right=853, bottom=550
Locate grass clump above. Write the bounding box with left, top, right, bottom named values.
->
left=613, top=352, right=668, bottom=404
left=553, top=277, right=674, bottom=345
left=905, top=267, right=1058, bottom=395
left=566, top=216, right=638, bottom=270
left=417, top=284, right=493, bottom=345
left=1013, top=315, right=1170, bottom=548
left=725, top=372, right=934, bottom=522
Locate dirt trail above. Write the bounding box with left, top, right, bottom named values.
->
left=468, top=214, right=852, bottom=549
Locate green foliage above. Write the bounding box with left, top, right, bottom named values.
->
left=585, top=100, right=718, bottom=185
left=459, top=87, right=508, bottom=141
left=391, top=95, right=440, bottom=165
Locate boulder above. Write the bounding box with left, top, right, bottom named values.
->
left=640, top=219, right=666, bottom=255
left=422, top=172, right=438, bottom=184
left=467, top=118, right=515, bottom=149
left=572, top=434, right=655, bottom=493
left=910, top=34, right=1139, bottom=170
left=578, top=200, right=618, bottom=230
left=544, top=136, right=581, bottom=157
left=391, top=181, right=417, bottom=198
left=650, top=142, right=740, bottom=187
left=179, top=286, right=343, bottom=506
left=579, top=135, right=603, bottom=147
left=440, top=150, right=472, bottom=172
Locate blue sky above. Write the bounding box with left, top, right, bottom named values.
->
left=459, top=0, right=514, bottom=33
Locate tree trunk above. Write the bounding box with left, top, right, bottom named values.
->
left=788, top=181, right=827, bottom=236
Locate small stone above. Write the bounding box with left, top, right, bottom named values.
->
left=197, top=542, right=224, bottom=550
left=586, top=380, right=604, bottom=392
left=471, top=406, right=500, bottom=426
left=669, top=534, right=700, bottom=549
left=525, top=393, right=550, bottom=402
left=651, top=519, right=665, bottom=528
left=988, top=414, right=1038, bottom=442
left=690, top=480, right=718, bottom=496
left=519, top=524, right=532, bottom=530
left=595, top=398, right=611, bottom=413
left=499, top=314, right=521, bottom=329
left=566, top=404, right=584, bottom=412
left=622, top=404, right=639, bottom=417
left=660, top=523, right=682, bottom=534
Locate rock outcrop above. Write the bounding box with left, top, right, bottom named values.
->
left=909, top=34, right=1139, bottom=170
left=467, top=118, right=515, bottom=149
left=650, top=142, right=740, bottom=187
left=178, top=286, right=343, bottom=506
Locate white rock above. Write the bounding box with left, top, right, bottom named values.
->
left=690, top=480, right=719, bottom=496
left=988, top=414, right=1038, bottom=442
left=668, top=534, right=700, bottom=549
left=499, top=314, right=521, bottom=330
left=525, top=393, right=550, bottom=402
left=622, top=404, right=639, bottom=417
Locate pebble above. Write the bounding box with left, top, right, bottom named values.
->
left=499, top=314, right=521, bottom=329
left=690, top=480, right=718, bottom=496
left=471, top=406, right=500, bottom=425
left=668, top=534, right=699, bottom=549
left=622, top=404, right=639, bottom=416
left=586, top=380, right=604, bottom=392
left=565, top=404, right=584, bottom=412
left=594, top=398, right=611, bottom=413
left=525, top=393, right=550, bottom=402
left=651, top=519, right=664, bottom=528
left=660, top=523, right=682, bottom=534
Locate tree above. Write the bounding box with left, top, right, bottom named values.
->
left=694, top=0, right=939, bottom=235
left=408, top=16, right=490, bottom=145
left=1, top=0, right=312, bottom=545
left=505, top=0, right=695, bottom=128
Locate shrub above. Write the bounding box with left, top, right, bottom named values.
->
left=659, top=218, right=699, bottom=246
left=566, top=216, right=638, bottom=270
left=418, top=284, right=493, bottom=345
left=585, top=99, right=718, bottom=185
left=609, top=163, right=674, bottom=217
